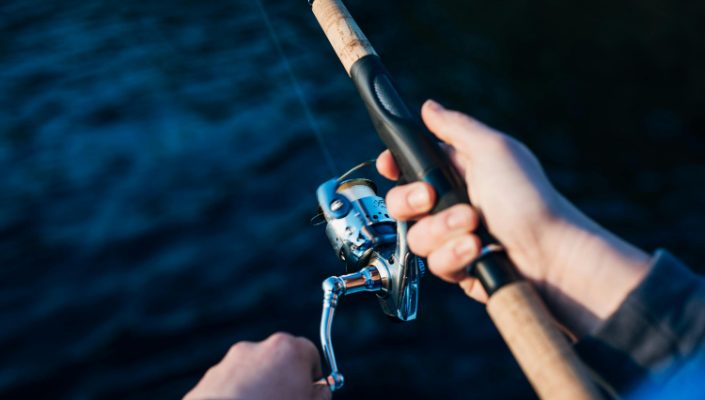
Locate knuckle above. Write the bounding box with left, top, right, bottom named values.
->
left=426, top=250, right=446, bottom=274
left=456, top=204, right=475, bottom=219
left=267, top=331, right=296, bottom=348
left=427, top=236, right=478, bottom=283
left=431, top=211, right=450, bottom=236
left=295, top=336, right=317, bottom=351
left=225, top=341, right=252, bottom=359
left=433, top=205, right=474, bottom=234
left=407, top=223, right=431, bottom=256
left=294, top=336, right=319, bottom=359
left=458, top=205, right=478, bottom=229
left=457, top=234, right=481, bottom=258
left=385, top=188, right=406, bottom=213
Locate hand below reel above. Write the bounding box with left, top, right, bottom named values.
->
left=313, top=161, right=425, bottom=391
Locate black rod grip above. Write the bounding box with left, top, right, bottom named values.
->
left=350, top=55, right=520, bottom=294
left=350, top=56, right=467, bottom=213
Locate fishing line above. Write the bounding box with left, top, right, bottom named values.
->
left=253, top=0, right=339, bottom=175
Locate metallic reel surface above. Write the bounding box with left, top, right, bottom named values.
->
left=314, top=169, right=425, bottom=391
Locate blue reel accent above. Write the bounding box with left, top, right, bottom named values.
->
left=316, top=178, right=350, bottom=219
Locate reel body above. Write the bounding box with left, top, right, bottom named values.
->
left=315, top=173, right=425, bottom=390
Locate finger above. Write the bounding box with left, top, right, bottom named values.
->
left=427, top=234, right=481, bottom=283
left=385, top=182, right=436, bottom=220
left=458, top=277, right=489, bottom=303
left=222, top=340, right=254, bottom=363
left=312, top=381, right=333, bottom=400
left=421, top=100, right=500, bottom=155
left=377, top=132, right=465, bottom=181
left=407, top=204, right=478, bottom=257
left=295, top=337, right=324, bottom=379
left=264, top=331, right=296, bottom=347
left=376, top=149, right=400, bottom=181
left=261, top=332, right=301, bottom=362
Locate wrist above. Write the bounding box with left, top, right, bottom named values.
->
left=538, top=196, right=651, bottom=337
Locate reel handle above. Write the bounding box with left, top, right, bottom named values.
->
left=319, top=267, right=386, bottom=392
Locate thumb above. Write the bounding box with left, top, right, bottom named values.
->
left=421, top=100, right=500, bottom=158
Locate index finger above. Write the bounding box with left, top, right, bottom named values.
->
left=375, top=149, right=399, bottom=181
left=296, top=336, right=324, bottom=379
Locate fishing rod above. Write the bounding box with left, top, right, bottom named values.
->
left=308, top=0, right=603, bottom=398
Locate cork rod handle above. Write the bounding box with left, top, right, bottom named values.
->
left=487, top=282, right=602, bottom=399
left=311, top=0, right=377, bottom=75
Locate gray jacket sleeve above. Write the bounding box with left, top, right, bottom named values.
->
left=575, top=250, right=705, bottom=397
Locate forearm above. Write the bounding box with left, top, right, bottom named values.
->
left=535, top=198, right=705, bottom=395
left=539, top=196, right=651, bottom=336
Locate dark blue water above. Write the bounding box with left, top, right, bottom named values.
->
left=1, top=0, right=704, bottom=398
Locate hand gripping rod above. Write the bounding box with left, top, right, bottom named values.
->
left=308, top=1, right=604, bottom=398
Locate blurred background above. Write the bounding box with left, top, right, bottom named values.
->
left=1, top=0, right=704, bottom=398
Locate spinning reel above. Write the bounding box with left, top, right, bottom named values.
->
left=314, top=161, right=425, bottom=390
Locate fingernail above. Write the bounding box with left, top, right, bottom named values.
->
left=426, top=99, right=444, bottom=112
left=454, top=238, right=475, bottom=258
left=408, top=187, right=430, bottom=209
left=447, top=210, right=466, bottom=229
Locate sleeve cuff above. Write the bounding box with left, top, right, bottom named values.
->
left=575, top=249, right=705, bottom=392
